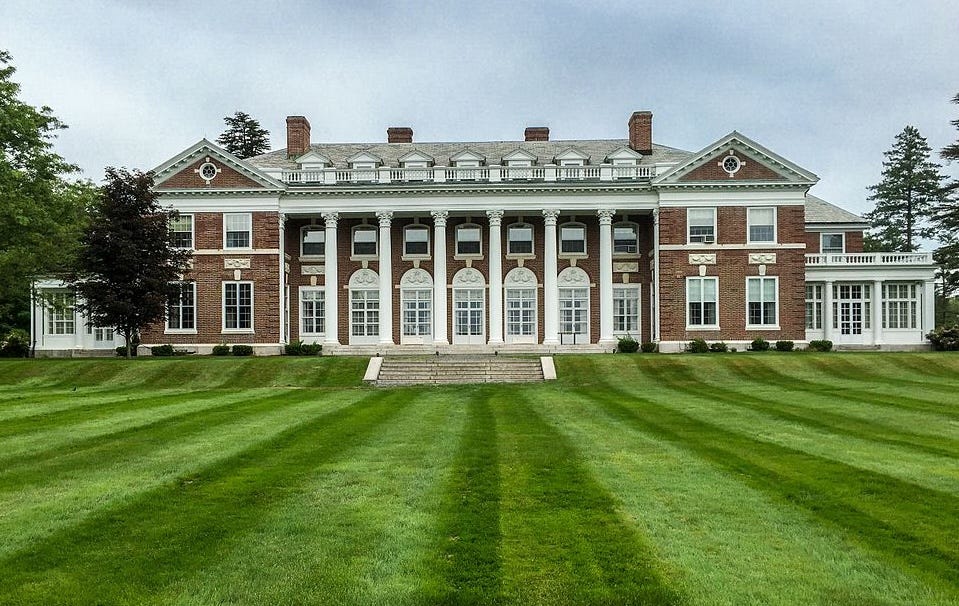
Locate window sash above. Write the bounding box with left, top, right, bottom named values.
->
left=687, top=277, right=718, bottom=327
left=169, top=215, right=193, bottom=249
left=747, top=277, right=778, bottom=326
left=506, top=288, right=536, bottom=336
left=224, top=282, right=252, bottom=330
left=224, top=214, right=251, bottom=248
left=454, top=288, right=484, bottom=336
left=508, top=225, right=533, bottom=255
left=560, top=226, right=586, bottom=254
left=613, top=287, right=640, bottom=332
left=301, top=289, right=324, bottom=334
left=350, top=289, right=379, bottom=336
left=404, top=227, right=429, bottom=256
left=457, top=226, right=482, bottom=255
left=352, top=228, right=377, bottom=256
left=613, top=225, right=638, bottom=254
left=558, top=287, right=588, bottom=335
left=748, top=208, right=776, bottom=242
left=167, top=282, right=196, bottom=330
left=688, top=208, right=716, bottom=243
left=301, top=227, right=325, bottom=256
left=46, top=293, right=76, bottom=335
left=821, top=233, right=845, bottom=254
left=402, top=289, right=432, bottom=336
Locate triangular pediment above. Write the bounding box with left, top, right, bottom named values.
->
left=605, top=146, right=643, bottom=162
left=346, top=150, right=383, bottom=164
left=398, top=150, right=435, bottom=164
left=502, top=148, right=538, bottom=163
left=654, top=131, right=818, bottom=186
left=295, top=150, right=332, bottom=167
left=553, top=147, right=590, bottom=162
left=450, top=149, right=486, bottom=163
left=152, top=139, right=285, bottom=191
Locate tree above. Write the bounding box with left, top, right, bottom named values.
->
left=864, top=125, right=945, bottom=252
left=215, top=111, right=270, bottom=159
left=934, top=92, right=959, bottom=324
left=0, top=50, right=96, bottom=333
left=69, top=168, right=191, bottom=357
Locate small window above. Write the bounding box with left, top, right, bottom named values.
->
left=167, top=282, right=196, bottom=331
left=821, top=233, right=845, bottom=254
left=456, top=224, right=482, bottom=256
left=747, top=208, right=776, bottom=243
left=352, top=225, right=377, bottom=256
left=687, top=277, right=718, bottom=328
left=805, top=284, right=823, bottom=330
left=301, top=226, right=325, bottom=257
left=169, top=214, right=193, bottom=249
left=404, top=224, right=430, bottom=257
left=224, top=213, right=252, bottom=249
left=687, top=208, right=716, bottom=244
left=559, top=159, right=584, bottom=167
left=560, top=223, right=586, bottom=255
left=507, top=223, right=534, bottom=255
left=223, top=281, right=253, bottom=331
left=613, top=222, right=639, bottom=254
left=747, top=277, right=778, bottom=327
left=721, top=155, right=742, bottom=174
left=454, top=159, right=481, bottom=168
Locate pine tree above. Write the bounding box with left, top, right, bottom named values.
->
left=864, top=125, right=945, bottom=252
left=69, top=168, right=191, bottom=357
left=933, top=93, right=959, bottom=318
left=215, top=111, right=271, bottom=159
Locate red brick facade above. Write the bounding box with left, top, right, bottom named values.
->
left=155, top=158, right=263, bottom=190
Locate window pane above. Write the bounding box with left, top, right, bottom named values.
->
left=613, top=225, right=638, bottom=253
left=688, top=208, right=714, bottom=225
left=457, top=226, right=481, bottom=255
left=302, top=228, right=325, bottom=256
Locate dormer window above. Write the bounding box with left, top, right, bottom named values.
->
left=296, top=151, right=331, bottom=171
left=346, top=152, right=382, bottom=182
left=455, top=159, right=480, bottom=168
left=606, top=147, right=643, bottom=178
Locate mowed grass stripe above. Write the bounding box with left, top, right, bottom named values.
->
left=160, top=387, right=466, bottom=606
left=495, top=391, right=679, bottom=605
left=570, top=376, right=959, bottom=592
left=0, top=386, right=216, bottom=422
left=804, top=355, right=959, bottom=399
left=0, top=390, right=409, bottom=603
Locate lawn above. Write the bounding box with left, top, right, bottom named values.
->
left=0, top=353, right=957, bottom=605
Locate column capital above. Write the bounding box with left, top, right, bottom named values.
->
left=322, top=212, right=339, bottom=228
left=376, top=211, right=394, bottom=227
left=430, top=210, right=449, bottom=227
left=486, top=209, right=504, bottom=226
left=652, top=208, right=660, bottom=223
left=542, top=209, right=560, bottom=225
left=597, top=209, right=616, bottom=224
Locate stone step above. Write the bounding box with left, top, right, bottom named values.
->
left=373, top=355, right=548, bottom=387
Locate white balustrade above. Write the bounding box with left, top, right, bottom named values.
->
left=805, top=253, right=933, bottom=266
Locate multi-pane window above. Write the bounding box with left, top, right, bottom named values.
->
left=687, top=208, right=716, bottom=244
left=169, top=214, right=193, bottom=249
left=402, top=289, right=432, bottom=336
left=747, top=208, right=776, bottom=243
left=224, top=213, right=252, bottom=249
left=93, top=326, right=114, bottom=342
left=805, top=284, right=823, bottom=330
left=833, top=284, right=871, bottom=334
left=559, top=287, right=589, bottom=337
left=352, top=226, right=377, bottom=256
left=883, top=283, right=918, bottom=329
left=747, top=277, right=778, bottom=326
left=46, top=293, right=75, bottom=335
left=301, top=226, right=325, bottom=256
left=613, top=223, right=638, bottom=254
left=613, top=286, right=640, bottom=333
left=167, top=282, right=196, bottom=331
left=560, top=223, right=586, bottom=254
left=223, top=282, right=253, bottom=331
left=454, top=289, right=484, bottom=336
left=821, top=233, right=845, bottom=254
left=300, top=288, right=325, bottom=334
left=687, top=277, right=718, bottom=327
left=350, top=290, right=379, bottom=336
left=456, top=224, right=482, bottom=256
left=507, top=223, right=533, bottom=255
left=506, top=288, right=536, bottom=336
left=404, top=225, right=429, bottom=256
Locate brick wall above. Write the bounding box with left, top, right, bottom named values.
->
left=804, top=229, right=864, bottom=253
left=679, top=157, right=785, bottom=182
left=156, top=158, right=263, bottom=190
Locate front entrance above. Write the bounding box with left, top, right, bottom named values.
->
left=833, top=283, right=870, bottom=344
left=559, top=287, right=589, bottom=344
left=453, top=288, right=485, bottom=344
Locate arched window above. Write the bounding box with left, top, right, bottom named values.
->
left=351, top=224, right=377, bottom=257
left=348, top=269, right=380, bottom=344
left=456, top=223, right=482, bottom=256
left=404, top=224, right=430, bottom=257
left=559, top=221, right=586, bottom=255
left=400, top=268, right=433, bottom=343
left=301, top=225, right=325, bottom=257
left=507, top=222, right=534, bottom=256
left=613, top=221, right=638, bottom=255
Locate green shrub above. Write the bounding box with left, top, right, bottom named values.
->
left=687, top=338, right=709, bottom=353
left=211, top=344, right=231, bottom=356
left=150, top=344, right=175, bottom=357
left=775, top=340, right=794, bottom=352
left=709, top=341, right=728, bottom=353
left=0, top=329, right=30, bottom=358
left=232, top=344, right=254, bottom=356
left=285, top=340, right=303, bottom=355
left=927, top=326, right=959, bottom=351
left=640, top=341, right=657, bottom=353
left=617, top=335, right=639, bottom=353
left=808, top=339, right=833, bottom=352
left=286, top=340, right=322, bottom=356
left=302, top=342, right=322, bottom=355
left=750, top=337, right=770, bottom=352
left=115, top=345, right=138, bottom=357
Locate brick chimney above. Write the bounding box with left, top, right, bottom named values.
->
left=286, top=116, right=311, bottom=158
left=628, top=111, right=653, bottom=155
left=525, top=126, right=549, bottom=141
left=387, top=127, right=413, bottom=143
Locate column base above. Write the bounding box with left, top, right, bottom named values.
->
left=488, top=338, right=505, bottom=346
left=542, top=338, right=560, bottom=345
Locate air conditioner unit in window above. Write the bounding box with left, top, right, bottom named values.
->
left=690, top=235, right=715, bottom=244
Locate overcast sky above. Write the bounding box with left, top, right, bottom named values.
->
left=2, top=1, right=957, bottom=215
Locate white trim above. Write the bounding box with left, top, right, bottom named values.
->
left=687, top=207, right=716, bottom=245
left=222, top=281, right=254, bottom=333
left=403, top=223, right=431, bottom=258
left=745, top=276, right=780, bottom=330
left=746, top=206, right=778, bottom=244
left=351, top=223, right=378, bottom=258
left=455, top=223, right=483, bottom=257
left=298, top=285, right=326, bottom=337
left=685, top=276, right=719, bottom=330
left=558, top=221, right=587, bottom=257
left=223, top=212, right=253, bottom=250
left=820, top=232, right=846, bottom=254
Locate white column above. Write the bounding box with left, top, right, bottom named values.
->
left=872, top=280, right=883, bottom=346
left=487, top=209, right=505, bottom=345
left=543, top=209, right=560, bottom=344
left=923, top=279, right=937, bottom=334
left=598, top=209, right=616, bottom=345
left=278, top=213, right=287, bottom=345
left=322, top=212, right=339, bottom=345
left=377, top=211, right=394, bottom=344
left=431, top=211, right=449, bottom=345
left=652, top=209, right=661, bottom=342
left=823, top=280, right=834, bottom=343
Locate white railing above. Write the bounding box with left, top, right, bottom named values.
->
left=805, top=252, right=933, bottom=266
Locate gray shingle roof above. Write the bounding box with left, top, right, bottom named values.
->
left=246, top=139, right=691, bottom=170
left=805, top=194, right=868, bottom=225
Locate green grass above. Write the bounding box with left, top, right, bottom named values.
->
left=0, top=353, right=957, bottom=605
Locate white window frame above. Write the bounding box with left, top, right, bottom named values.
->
left=506, top=222, right=534, bottom=257
left=805, top=284, right=823, bottom=330
left=223, top=213, right=252, bottom=250
left=613, top=221, right=639, bottom=256
left=169, top=214, right=194, bottom=250
left=558, top=286, right=590, bottom=343
left=612, top=284, right=641, bottom=335
left=505, top=287, right=537, bottom=342
left=821, top=232, right=845, bottom=254
left=166, top=281, right=197, bottom=334
left=403, top=224, right=430, bottom=258
left=401, top=288, right=432, bottom=339
left=686, top=276, right=719, bottom=330
left=687, top=208, right=716, bottom=245
left=299, top=286, right=325, bottom=336
left=455, top=223, right=483, bottom=258
left=349, top=288, right=380, bottom=341
left=882, top=283, right=918, bottom=330
left=747, top=207, right=777, bottom=244
left=300, top=225, right=325, bottom=258
left=559, top=221, right=587, bottom=257
left=46, top=292, right=76, bottom=335
left=222, top=281, right=254, bottom=333
left=746, top=276, right=779, bottom=329
left=351, top=224, right=378, bottom=258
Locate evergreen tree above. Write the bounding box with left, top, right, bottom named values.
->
left=69, top=168, right=191, bottom=357
left=0, top=50, right=96, bottom=332
left=864, top=125, right=945, bottom=252
left=215, top=111, right=271, bottom=159
left=934, top=93, right=959, bottom=320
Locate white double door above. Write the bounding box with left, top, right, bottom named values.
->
left=453, top=288, right=485, bottom=344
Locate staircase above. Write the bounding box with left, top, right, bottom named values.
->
left=373, top=355, right=547, bottom=387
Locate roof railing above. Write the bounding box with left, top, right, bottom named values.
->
left=279, top=163, right=656, bottom=185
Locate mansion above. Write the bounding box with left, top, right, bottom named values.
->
left=32, top=111, right=937, bottom=355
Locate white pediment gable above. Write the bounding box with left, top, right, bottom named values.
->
left=398, top=150, right=435, bottom=164
left=346, top=150, right=383, bottom=165
left=605, top=146, right=643, bottom=162
left=151, top=139, right=285, bottom=190
left=450, top=149, right=486, bottom=163
left=295, top=150, right=332, bottom=167
left=553, top=147, right=590, bottom=162
left=502, top=148, right=538, bottom=163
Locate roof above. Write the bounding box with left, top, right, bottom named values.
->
left=246, top=139, right=692, bottom=170
left=805, top=194, right=868, bottom=225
